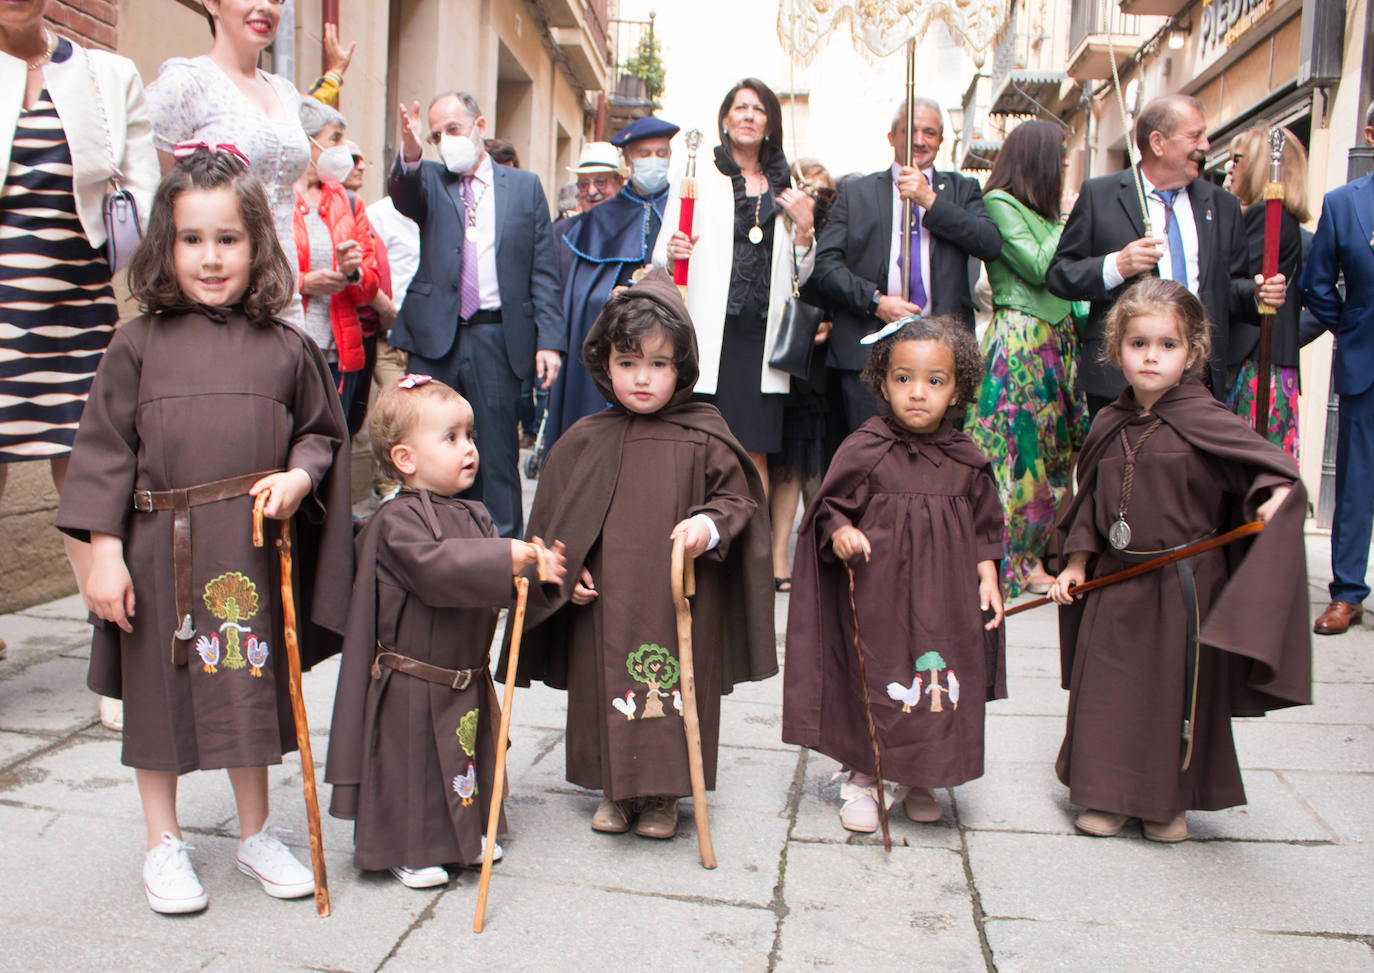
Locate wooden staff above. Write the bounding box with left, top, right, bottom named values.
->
left=845, top=564, right=891, bottom=853
left=1254, top=128, right=1287, bottom=435
left=252, top=492, right=330, bottom=917
left=672, top=129, right=703, bottom=298
left=671, top=532, right=716, bottom=869
left=474, top=573, right=530, bottom=932
left=1004, top=521, right=1264, bottom=618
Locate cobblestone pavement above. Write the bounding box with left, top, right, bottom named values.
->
left=0, top=525, right=1370, bottom=972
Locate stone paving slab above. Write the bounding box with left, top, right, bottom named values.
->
left=984, top=920, right=1374, bottom=973
left=987, top=675, right=1068, bottom=718
left=0, top=655, right=102, bottom=735
left=1279, top=770, right=1374, bottom=843
left=1234, top=720, right=1374, bottom=773
left=969, top=831, right=1374, bottom=934
left=774, top=842, right=985, bottom=970
left=790, top=751, right=961, bottom=850
left=0, top=611, right=93, bottom=666
left=389, top=873, right=778, bottom=972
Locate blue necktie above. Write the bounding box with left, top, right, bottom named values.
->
left=1153, top=188, right=1188, bottom=287
left=897, top=209, right=927, bottom=308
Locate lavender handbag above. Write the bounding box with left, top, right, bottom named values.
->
left=86, top=51, right=142, bottom=272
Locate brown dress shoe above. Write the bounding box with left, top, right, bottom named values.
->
left=591, top=798, right=633, bottom=834
left=634, top=796, right=679, bottom=839
left=1143, top=811, right=1188, bottom=843
left=1314, top=601, right=1364, bottom=635
left=1074, top=809, right=1132, bottom=837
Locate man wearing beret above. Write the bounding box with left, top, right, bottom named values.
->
left=545, top=116, right=679, bottom=446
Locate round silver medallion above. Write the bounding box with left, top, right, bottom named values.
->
left=1108, top=518, right=1132, bottom=550
left=747, top=224, right=764, bottom=245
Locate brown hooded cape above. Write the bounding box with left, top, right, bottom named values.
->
left=498, top=269, right=776, bottom=800
left=325, top=491, right=513, bottom=870
left=1054, top=378, right=1311, bottom=820
left=782, top=416, right=1007, bottom=787
left=56, top=310, right=353, bottom=773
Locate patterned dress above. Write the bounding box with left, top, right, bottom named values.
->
left=144, top=56, right=309, bottom=327
left=1226, top=363, right=1300, bottom=461
left=0, top=90, right=118, bottom=462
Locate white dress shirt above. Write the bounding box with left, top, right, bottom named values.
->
left=366, top=195, right=420, bottom=304
left=399, top=150, right=501, bottom=311
left=1103, top=171, right=1200, bottom=294
left=887, top=162, right=934, bottom=314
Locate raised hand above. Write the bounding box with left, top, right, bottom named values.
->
left=399, top=100, right=425, bottom=163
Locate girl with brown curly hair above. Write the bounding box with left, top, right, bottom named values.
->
left=783, top=316, right=1007, bottom=834
left=56, top=145, right=354, bottom=914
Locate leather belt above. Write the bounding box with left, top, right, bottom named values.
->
left=372, top=649, right=479, bottom=691
left=460, top=309, right=502, bottom=325
left=1114, top=530, right=1213, bottom=772
left=132, top=470, right=279, bottom=665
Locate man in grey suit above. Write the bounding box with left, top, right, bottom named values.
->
left=389, top=91, right=564, bottom=537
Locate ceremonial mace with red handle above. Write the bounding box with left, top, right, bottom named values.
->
left=673, top=129, right=703, bottom=295
left=1254, top=128, right=1286, bottom=436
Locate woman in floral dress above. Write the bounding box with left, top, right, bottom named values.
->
left=965, top=121, right=1089, bottom=597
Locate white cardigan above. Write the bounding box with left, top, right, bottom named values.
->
left=653, top=156, right=814, bottom=396
left=0, top=42, right=159, bottom=248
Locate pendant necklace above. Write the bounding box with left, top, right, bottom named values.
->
left=747, top=190, right=764, bottom=245
left=26, top=30, right=56, bottom=72
left=1110, top=417, right=1164, bottom=549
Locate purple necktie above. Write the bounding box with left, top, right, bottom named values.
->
left=460, top=175, right=480, bottom=320
left=898, top=208, right=927, bottom=309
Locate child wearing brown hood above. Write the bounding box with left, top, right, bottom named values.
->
left=501, top=269, right=776, bottom=840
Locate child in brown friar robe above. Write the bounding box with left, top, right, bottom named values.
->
left=783, top=316, right=1007, bottom=833
left=55, top=147, right=354, bottom=914
left=501, top=268, right=776, bottom=841
left=325, top=376, right=565, bottom=888
left=1050, top=279, right=1311, bottom=843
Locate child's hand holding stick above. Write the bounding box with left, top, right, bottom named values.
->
left=831, top=525, right=871, bottom=562
left=977, top=560, right=1004, bottom=630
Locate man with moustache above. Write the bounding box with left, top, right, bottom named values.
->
left=812, top=97, right=1002, bottom=432
left=1047, top=94, right=1288, bottom=413
left=388, top=91, right=563, bottom=538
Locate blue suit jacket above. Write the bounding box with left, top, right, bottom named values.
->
left=1300, top=173, right=1374, bottom=396
left=386, top=157, right=564, bottom=378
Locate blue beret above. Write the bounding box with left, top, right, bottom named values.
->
left=610, top=116, right=680, bottom=147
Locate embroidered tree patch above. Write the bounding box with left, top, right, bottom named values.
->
left=626, top=643, right=680, bottom=719
left=455, top=708, right=479, bottom=805
left=914, top=651, right=949, bottom=712
left=203, top=572, right=260, bottom=670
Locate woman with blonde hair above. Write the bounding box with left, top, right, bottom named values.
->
left=1223, top=125, right=1310, bottom=459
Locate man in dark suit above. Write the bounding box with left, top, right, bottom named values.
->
left=1300, top=104, right=1374, bottom=635
left=1046, top=94, right=1288, bottom=413
left=388, top=91, right=563, bottom=537
left=812, top=97, right=1003, bottom=431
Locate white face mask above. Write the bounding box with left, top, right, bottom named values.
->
left=315, top=144, right=356, bottom=184
left=439, top=131, right=481, bottom=175
left=630, top=156, right=670, bottom=195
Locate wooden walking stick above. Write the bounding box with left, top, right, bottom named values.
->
left=252, top=492, right=330, bottom=917
left=1004, top=521, right=1265, bottom=618
left=845, top=564, right=892, bottom=852
left=672, top=532, right=716, bottom=869
left=474, top=568, right=532, bottom=932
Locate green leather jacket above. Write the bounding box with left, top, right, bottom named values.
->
left=983, top=189, right=1072, bottom=324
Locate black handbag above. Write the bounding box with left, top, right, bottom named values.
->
left=768, top=247, right=824, bottom=380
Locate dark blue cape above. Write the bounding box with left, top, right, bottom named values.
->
left=545, top=184, right=667, bottom=447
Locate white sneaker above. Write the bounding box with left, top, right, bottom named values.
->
left=236, top=827, right=315, bottom=899
left=390, top=864, right=450, bottom=888
left=470, top=836, right=503, bottom=866
left=98, top=696, right=124, bottom=732
left=144, top=832, right=208, bottom=914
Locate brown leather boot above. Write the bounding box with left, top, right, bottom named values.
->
left=1314, top=601, right=1364, bottom=635
left=590, top=798, right=634, bottom=834
left=634, top=796, right=679, bottom=839
left=1143, top=811, right=1189, bottom=843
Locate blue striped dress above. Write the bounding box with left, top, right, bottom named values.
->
left=0, top=89, right=118, bottom=461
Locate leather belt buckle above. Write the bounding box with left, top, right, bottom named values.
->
left=132, top=490, right=155, bottom=513
left=451, top=668, right=473, bottom=691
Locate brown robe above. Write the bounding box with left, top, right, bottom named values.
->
left=500, top=270, right=777, bottom=801
left=1056, top=379, right=1311, bottom=820
left=56, top=310, right=352, bottom=773
left=326, top=491, right=514, bottom=870
left=782, top=417, right=1007, bottom=787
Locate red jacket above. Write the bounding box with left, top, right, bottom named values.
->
left=293, top=183, right=379, bottom=373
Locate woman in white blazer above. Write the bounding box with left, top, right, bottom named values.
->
left=655, top=78, right=816, bottom=492
left=0, top=0, right=158, bottom=675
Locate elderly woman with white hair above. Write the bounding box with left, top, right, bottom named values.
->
left=293, top=97, right=379, bottom=408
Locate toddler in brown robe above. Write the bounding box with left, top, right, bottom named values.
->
left=325, top=376, right=565, bottom=888
left=783, top=316, right=1007, bottom=833
left=502, top=269, right=776, bottom=842
left=57, top=147, right=355, bottom=914
left=1050, top=279, right=1310, bottom=843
